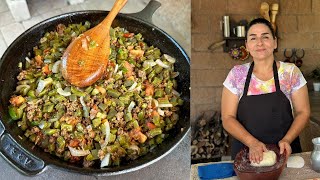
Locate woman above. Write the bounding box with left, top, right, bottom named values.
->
left=221, top=18, right=310, bottom=164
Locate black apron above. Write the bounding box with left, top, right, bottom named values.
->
left=231, top=61, right=301, bottom=159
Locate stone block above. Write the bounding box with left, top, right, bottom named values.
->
left=0, top=34, right=7, bottom=58
left=277, top=15, right=298, bottom=33
left=199, top=0, right=226, bottom=14
left=192, top=34, right=212, bottom=52
left=227, top=0, right=259, bottom=14
left=314, top=32, right=320, bottom=49
left=280, top=0, right=312, bottom=14
left=52, top=0, right=68, bottom=9
left=211, top=52, right=236, bottom=70
left=209, top=15, right=223, bottom=33
left=60, top=4, right=84, bottom=13
left=5, top=0, right=30, bottom=21
left=41, top=9, right=63, bottom=20
left=192, top=13, right=210, bottom=34
left=191, top=87, right=215, bottom=104
left=281, top=33, right=313, bottom=49
left=192, top=0, right=200, bottom=11
left=191, top=69, right=228, bottom=87
left=215, top=87, right=223, bottom=105
left=191, top=52, right=212, bottom=70
left=0, top=12, right=14, bottom=27
left=298, top=15, right=320, bottom=32
left=22, top=15, right=43, bottom=29
left=68, top=0, right=85, bottom=5
left=191, top=103, right=216, bottom=125
left=0, top=0, right=9, bottom=13
left=313, top=0, right=320, bottom=14
left=0, top=22, right=25, bottom=46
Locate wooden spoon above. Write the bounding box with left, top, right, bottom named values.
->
left=260, top=2, right=270, bottom=22
left=270, top=3, right=279, bottom=31
left=61, top=0, right=128, bottom=87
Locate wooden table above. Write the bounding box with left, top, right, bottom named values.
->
left=191, top=152, right=320, bottom=180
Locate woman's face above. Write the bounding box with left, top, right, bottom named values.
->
left=245, top=23, right=277, bottom=61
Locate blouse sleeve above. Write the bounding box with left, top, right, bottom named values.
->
left=291, top=64, right=307, bottom=93
left=223, top=67, right=240, bottom=96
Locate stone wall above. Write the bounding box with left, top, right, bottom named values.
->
left=191, top=0, right=320, bottom=125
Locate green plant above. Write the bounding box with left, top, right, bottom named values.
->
left=311, top=67, right=320, bottom=82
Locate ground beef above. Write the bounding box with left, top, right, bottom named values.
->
left=17, top=70, right=27, bottom=81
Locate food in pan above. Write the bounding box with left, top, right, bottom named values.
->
left=8, top=21, right=183, bottom=168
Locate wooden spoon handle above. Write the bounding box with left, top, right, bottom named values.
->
left=102, top=0, right=128, bottom=27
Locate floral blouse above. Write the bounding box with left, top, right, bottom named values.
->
left=223, top=61, right=307, bottom=105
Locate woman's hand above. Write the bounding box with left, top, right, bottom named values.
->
left=248, top=140, right=268, bottom=164
left=278, top=139, right=292, bottom=162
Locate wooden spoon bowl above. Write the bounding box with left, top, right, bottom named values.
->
left=260, top=2, right=270, bottom=22
left=61, top=0, right=127, bottom=87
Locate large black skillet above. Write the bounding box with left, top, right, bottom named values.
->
left=0, top=0, right=190, bottom=176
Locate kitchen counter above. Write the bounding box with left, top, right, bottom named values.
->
left=191, top=151, right=320, bottom=180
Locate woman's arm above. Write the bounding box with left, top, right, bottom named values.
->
left=279, top=85, right=310, bottom=158
left=221, top=87, right=267, bottom=163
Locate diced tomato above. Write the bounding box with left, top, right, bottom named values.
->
left=9, top=95, right=25, bottom=106
left=42, top=64, right=50, bottom=75
left=35, top=55, right=43, bottom=66
left=151, top=110, right=159, bottom=117
left=144, top=80, right=154, bottom=96
left=123, top=61, right=133, bottom=77
left=69, top=139, right=80, bottom=147
left=123, top=33, right=134, bottom=38
left=129, top=49, right=144, bottom=59
left=147, top=122, right=156, bottom=130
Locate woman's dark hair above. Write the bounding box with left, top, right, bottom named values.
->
left=246, top=18, right=275, bottom=39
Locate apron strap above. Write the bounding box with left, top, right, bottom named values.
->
left=273, top=61, right=281, bottom=92
left=243, top=61, right=280, bottom=96
left=243, top=62, right=254, bottom=97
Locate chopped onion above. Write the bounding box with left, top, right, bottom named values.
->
left=135, top=85, right=142, bottom=92
left=158, top=103, right=173, bottom=108
left=52, top=60, right=61, bottom=73
left=36, top=77, right=53, bottom=94
left=155, top=59, right=170, bottom=69
left=15, top=84, right=30, bottom=92
left=128, top=101, right=135, bottom=112
left=116, top=71, right=123, bottom=78
left=164, top=54, right=176, bottom=63
left=128, top=81, right=137, bottom=91
left=100, top=153, right=111, bottom=168
left=86, top=124, right=92, bottom=131
left=38, top=121, right=45, bottom=129
left=57, top=88, right=71, bottom=96
left=71, top=32, right=77, bottom=37
left=44, top=59, right=52, bottom=64
left=25, top=57, right=31, bottom=63
left=80, top=96, right=86, bottom=107
left=114, top=64, right=119, bottom=74
left=68, top=146, right=90, bottom=156
left=172, top=89, right=181, bottom=97
left=101, top=121, right=110, bottom=148
left=143, top=60, right=157, bottom=67
left=129, top=144, right=140, bottom=152
left=157, top=108, right=165, bottom=116
left=171, top=72, right=179, bottom=78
